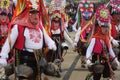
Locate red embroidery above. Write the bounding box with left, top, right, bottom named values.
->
left=29, top=29, right=41, bottom=43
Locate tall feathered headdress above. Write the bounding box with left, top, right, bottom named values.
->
left=95, top=4, right=111, bottom=26
left=49, top=0, right=66, bottom=20
left=49, top=0, right=66, bottom=32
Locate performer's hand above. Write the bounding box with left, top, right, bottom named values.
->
left=72, top=42, right=77, bottom=49
left=0, top=58, right=7, bottom=67
left=113, top=58, right=120, bottom=67
left=112, top=39, right=119, bottom=47
left=81, top=39, right=87, bottom=43
left=47, top=42, right=57, bottom=51
left=62, top=42, right=69, bottom=50
left=72, top=43, right=77, bottom=52
left=52, top=44, right=57, bottom=51
left=86, top=59, right=92, bottom=66
left=50, top=43, right=57, bottom=51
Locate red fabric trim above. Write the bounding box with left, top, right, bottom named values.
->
left=0, top=17, right=9, bottom=25
left=14, top=25, right=25, bottom=50
left=11, top=8, right=40, bottom=30
left=93, top=38, right=103, bottom=54
left=92, top=26, right=110, bottom=48
left=111, top=23, right=117, bottom=39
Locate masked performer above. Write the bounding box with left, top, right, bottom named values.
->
left=73, top=0, right=94, bottom=68
left=110, top=0, right=120, bottom=62
left=46, top=0, right=73, bottom=74
left=86, top=5, right=119, bottom=80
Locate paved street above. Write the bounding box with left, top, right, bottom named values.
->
left=42, top=32, right=120, bottom=80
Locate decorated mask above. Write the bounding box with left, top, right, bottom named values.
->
left=79, top=1, right=94, bottom=20
left=95, top=5, right=111, bottom=27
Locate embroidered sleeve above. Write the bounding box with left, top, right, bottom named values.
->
left=42, top=27, right=56, bottom=49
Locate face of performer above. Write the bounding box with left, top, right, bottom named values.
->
left=0, top=13, right=7, bottom=22
left=29, top=11, right=39, bottom=26
left=53, top=17, right=60, bottom=28
left=101, top=26, right=109, bottom=35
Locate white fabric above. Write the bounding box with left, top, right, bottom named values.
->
left=24, top=28, right=43, bottom=50
left=86, top=38, right=117, bottom=61
left=112, top=39, right=119, bottom=47
left=109, top=45, right=116, bottom=58
left=86, top=60, right=92, bottom=66
left=61, top=42, right=68, bottom=47
left=113, top=58, right=120, bottom=66
left=86, top=38, right=95, bottom=59
left=0, top=24, right=57, bottom=59
left=51, top=27, right=73, bottom=47
left=115, top=25, right=119, bottom=32
left=72, top=20, right=78, bottom=32
left=74, top=27, right=81, bottom=43
left=64, top=30, right=73, bottom=45
left=64, top=22, right=68, bottom=28
left=110, top=36, right=119, bottom=47
left=118, top=24, right=120, bottom=31
left=51, top=29, right=61, bottom=34
left=0, top=58, right=7, bottom=67
left=42, top=28, right=57, bottom=51
left=65, top=27, right=69, bottom=35
left=61, top=42, right=68, bottom=49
